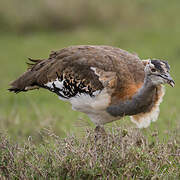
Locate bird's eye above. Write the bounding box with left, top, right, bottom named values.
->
left=151, top=68, right=156, bottom=72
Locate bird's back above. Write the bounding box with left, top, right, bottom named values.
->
left=9, top=45, right=145, bottom=102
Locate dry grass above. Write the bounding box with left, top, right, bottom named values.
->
left=0, top=127, right=179, bottom=179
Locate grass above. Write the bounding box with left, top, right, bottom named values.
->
left=0, top=127, right=179, bottom=179
left=0, top=0, right=180, bottom=177
left=0, top=27, right=179, bottom=141
left=0, top=27, right=180, bottom=177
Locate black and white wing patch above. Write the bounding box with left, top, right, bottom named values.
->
left=44, top=74, right=101, bottom=100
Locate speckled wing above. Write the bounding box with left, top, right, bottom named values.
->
left=9, top=45, right=145, bottom=101
left=32, top=45, right=145, bottom=99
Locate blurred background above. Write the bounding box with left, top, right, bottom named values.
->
left=0, top=0, right=179, bottom=142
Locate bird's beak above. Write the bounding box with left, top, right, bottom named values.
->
left=161, top=73, right=175, bottom=87
left=168, top=78, right=175, bottom=87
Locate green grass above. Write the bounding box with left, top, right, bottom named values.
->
left=0, top=27, right=179, bottom=142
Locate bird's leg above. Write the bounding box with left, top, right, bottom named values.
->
left=94, top=125, right=107, bottom=141
left=94, top=125, right=106, bottom=134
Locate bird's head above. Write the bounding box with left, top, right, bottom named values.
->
left=144, top=59, right=175, bottom=87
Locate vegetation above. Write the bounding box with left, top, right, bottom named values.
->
left=0, top=0, right=180, bottom=178
left=0, top=0, right=180, bottom=33
left=1, top=28, right=179, bottom=141
left=0, top=127, right=180, bottom=179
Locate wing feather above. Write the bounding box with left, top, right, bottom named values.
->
left=9, top=45, right=145, bottom=97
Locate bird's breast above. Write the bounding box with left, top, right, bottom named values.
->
left=44, top=76, right=119, bottom=125
left=68, top=89, right=120, bottom=125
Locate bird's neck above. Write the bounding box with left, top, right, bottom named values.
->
left=137, top=75, right=156, bottom=99
left=134, top=75, right=157, bottom=111
left=107, top=75, right=157, bottom=116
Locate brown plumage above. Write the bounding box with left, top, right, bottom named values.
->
left=9, top=45, right=144, bottom=100
left=9, top=45, right=174, bottom=129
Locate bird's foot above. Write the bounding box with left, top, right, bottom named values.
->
left=94, top=125, right=107, bottom=142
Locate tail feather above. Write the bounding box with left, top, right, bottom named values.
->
left=26, top=58, right=42, bottom=70
left=8, top=58, right=45, bottom=93
left=8, top=87, right=25, bottom=93
left=8, top=70, right=37, bottom=93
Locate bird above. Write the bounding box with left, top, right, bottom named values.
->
left=8, top=45, right=175, bottom=131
